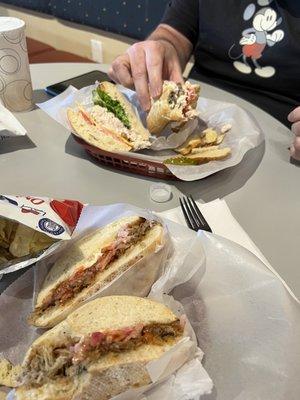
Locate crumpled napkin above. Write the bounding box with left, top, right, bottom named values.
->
left=159, top=198, right=299, bottom=303
left=0, top=102, right=27, bottom=138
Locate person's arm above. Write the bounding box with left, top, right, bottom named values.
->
left=148, top=24, right=193, bottom=74
left=288, top=106, right=300, bottom=161
left=108, top=0, right=198, bottom=111
left=109, top=25, right=192, bottom=111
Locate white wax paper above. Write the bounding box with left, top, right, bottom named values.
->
left=0, top=203, right=211, bottom=399
left=0, top=103, right=26, bottom=139
left=37, top=84, right=263, bottom=181
left=0, top=205, right=299, bottom=399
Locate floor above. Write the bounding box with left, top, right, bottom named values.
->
left=27, top=37, right=93, bottom=63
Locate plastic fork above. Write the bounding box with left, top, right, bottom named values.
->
left=179, top=195, right=212, bottom=232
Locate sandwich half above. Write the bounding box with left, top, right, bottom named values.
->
left=28, top=216, right=164, bottom=328
left=68, top=82, right=150, bottom=152
left=147, top=81, right=200, bottom=135
left=16, top=296, right=185, bottom=400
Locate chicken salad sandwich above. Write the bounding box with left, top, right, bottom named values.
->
left=67, top=82, right=151, bottom=153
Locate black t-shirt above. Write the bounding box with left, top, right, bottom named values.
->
left=162, top=0, right=300, bottom=127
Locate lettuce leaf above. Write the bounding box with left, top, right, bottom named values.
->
left=92, top=88, right=131, bottom=129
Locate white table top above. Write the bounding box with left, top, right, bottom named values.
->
left=1, top=63, right=299, bottom=297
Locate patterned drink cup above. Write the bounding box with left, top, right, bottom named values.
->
left=0, top=17, right=33, bottom=112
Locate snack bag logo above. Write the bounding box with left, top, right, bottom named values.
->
left=0, top=195, right=18, bottom=206
left=38, top=218, right=65, bottom=236
left=21, top=205, right=46, bottom=216
left=228, top=0, right=285, bottom=78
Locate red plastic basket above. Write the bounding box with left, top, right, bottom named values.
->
left=73, top=135, right=178, bottom=180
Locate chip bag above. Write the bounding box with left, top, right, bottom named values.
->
left=0, top=195, right=83, bottom=274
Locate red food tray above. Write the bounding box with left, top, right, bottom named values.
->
left=73, top=135, right=178, bottom=180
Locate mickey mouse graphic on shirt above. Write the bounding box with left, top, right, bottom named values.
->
left=229, top=0, right=285, bottom=78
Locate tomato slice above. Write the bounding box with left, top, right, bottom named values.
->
left=79, top=110, right=95, bottom=125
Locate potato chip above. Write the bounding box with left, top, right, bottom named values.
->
left=30, top=230, right=57, bottom=254
left=201, top=128, right=218, bottom=145
left=0, top=218, right=17, bottom=249
left=215, top=133, right=226, bottom=145
left=0, top=247, right=13, bottom=264
left=9, top=223, right=36, bottom=258
left=175, top=146, right=192, bottom=156
left=9, top=224, right=57, bottom=258
left=221, top=123, right=232, bottom=133
left=191, top=145, right=220, bottom=154
left=174, top=125, right=230, bottom=160
left=175, top=137, right=202, bottom=155
left=0, top=216, right=57, bottom=261
left=188, top=147, right=231, bottom=163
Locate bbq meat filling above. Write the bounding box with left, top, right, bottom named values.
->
left=22, top=320, right=184, bottom=386
left=34, top=218, right=157, bottom=315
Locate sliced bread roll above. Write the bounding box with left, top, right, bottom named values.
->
left=28, top=216, right=165, bottom=328
left=17, top=296, right=184, bottom=400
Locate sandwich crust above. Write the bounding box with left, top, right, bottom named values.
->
left=147, top=81, right=200, bottom=135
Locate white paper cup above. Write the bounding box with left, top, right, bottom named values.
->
left=0, top=17, right=33, bottom=112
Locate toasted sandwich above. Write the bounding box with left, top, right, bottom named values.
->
left=28, top=216, right=164, bottom=328
left=147, top=81, right=200, bottom=135
left=17, top=296, right=185, bottom=400
left=68, top=82, right=150, bottom=152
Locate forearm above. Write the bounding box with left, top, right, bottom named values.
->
left=148, top=24, right=193, bottom=71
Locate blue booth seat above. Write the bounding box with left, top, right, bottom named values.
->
left=1, top=0, right=170, bottom=40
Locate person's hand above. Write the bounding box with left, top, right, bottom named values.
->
left=108, top=40, right=183, bottom=111
left=288, top=106, right=300, bottom=161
